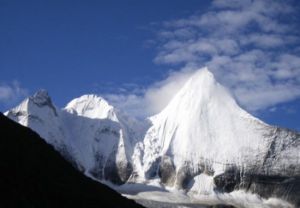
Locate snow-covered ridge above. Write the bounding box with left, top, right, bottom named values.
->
left=5, top=67, right=300, bottom=206
left=5, top=91, right=144, bottom=184
left=65, top=94, right=118, bottom=121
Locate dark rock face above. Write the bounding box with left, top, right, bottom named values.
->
left=0, top=113, right=144, bottom=208
left=88, top=147, right=133, bottom=185
left=91, top=124, right=133, bottom=184
left=214, top=166, right=241, bottom=193
left=89, top=152, right=105, bottom=180
left=104, top=153, right=133, bottom=185
left=213, top=165, right=300, bottom=207
left=145, top=156, right=198, bottom=189
left=90, top=154, right=133, bottom=185
left=261, top=127, right=300, bottom=176
left=173, top=161, right=214, bottom=190
left=158, top=155, right=176, bottom=186
left=30, top=89, right=58, bottom=116
left=175, top=163, right=194, bottom=189
left=150, top=152, right=299, bottom=206
left=116, top=160, right=134, bottom=183
left=244, top=174, right=300, bottom=207
left=145, top=156, right=162, bottom=178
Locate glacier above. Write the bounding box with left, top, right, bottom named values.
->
left=5, top=67, right=300, bottom=207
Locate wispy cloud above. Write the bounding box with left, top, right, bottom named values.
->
left=153, top=0, right=300, bottom=111
left=105, top=0, right=300, bottom=118
left=0, top=81, right=28, bottom=106
left=104, top=66, right=196, bottom=118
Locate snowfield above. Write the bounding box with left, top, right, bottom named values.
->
left=112, top=182, right=295, bottom=208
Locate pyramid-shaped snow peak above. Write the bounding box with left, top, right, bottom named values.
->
left=4, top=90, right=61, bottom=145
left=140, top=67, right=299, bottom=189
left=5, top=89, right=58, bottom=119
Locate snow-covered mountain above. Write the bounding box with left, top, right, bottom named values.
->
left=0, top=113, right=145, bottom=208
left=5, top=67, right=300, bottom=206
left=134, top=68, right=300, bottom=205
left=5, top=90, right=145, bottom=184
left=139, top=68, right=299, bottom=180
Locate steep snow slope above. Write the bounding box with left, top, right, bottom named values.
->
left=0, top=113, right=145, bottom=208
left=136, top=67, right=300, bottom=205
left=4, top=90, right=69, bottom=152
left=62, top=94, right=144, bottom=183
left=141, top=68, right=271, bottom=178
left=5, top=92, right=144, bottom=184
left=140, top=68, right=299, bottom=175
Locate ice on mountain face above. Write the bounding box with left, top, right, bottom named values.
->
left=63, top=94, right=148, bottom=183
left=5, top=92, right=144, bottom=185
left=141, top=68, right=269, bottom=178
left=4, top=68, right=300, bottom=206
left=135, top=67, right=300, bottom=205
left=5, top=90, right=65, bottom=149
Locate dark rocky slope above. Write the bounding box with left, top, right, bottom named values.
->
left=0, top=113, right=144, bottom=208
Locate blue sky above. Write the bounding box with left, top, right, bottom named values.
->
left=0, top=0, right=300, bottom=131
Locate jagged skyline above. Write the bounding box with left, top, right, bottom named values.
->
left=0, top=0, right=300, bottom=131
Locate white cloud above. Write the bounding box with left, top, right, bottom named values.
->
left=142, top=66, right=196, bottom=115
left=151, top=0, right=300, bottom=113
left=105, top=0, right=300, bottom=118
left=212, top=0, right=252, bottom=9
left=105, top=93, right=145, bottom=117
left=235, top=83, right=300, bottom=111
left=0, top=81, right=28, bottom=105
left=104, top=66, right=197, bottom=118
left=240, top=34, right=285, bottom=48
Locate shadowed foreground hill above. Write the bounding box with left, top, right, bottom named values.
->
left=0, top=113, right=144, bottom=208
